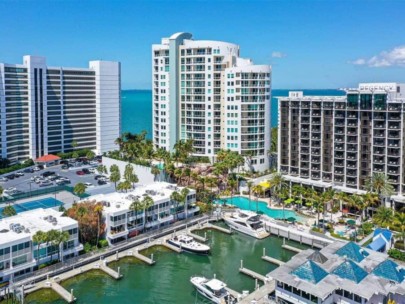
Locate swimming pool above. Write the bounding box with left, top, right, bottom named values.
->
left=216, top=196, right=304, bottom=221
left=0, top=197, right=63, bottom=219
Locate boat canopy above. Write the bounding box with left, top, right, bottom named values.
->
left=205, top=279, right=226, bottom=291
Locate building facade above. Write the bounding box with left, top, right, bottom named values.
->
left=85, top=182, right=198, bottom=245
left=0, top=208, right=82, bottom=283
left=152, top=33, right=271, bottom=172
left=0, top=55, right=121, bottom=164
left=278, top=83, right=405, bottom=208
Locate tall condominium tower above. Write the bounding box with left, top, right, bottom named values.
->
left=152, top=33, right=271, bottom=172
left=0, top=56, right=121, bottom=163
left=278, top=83, right=405, bottom=209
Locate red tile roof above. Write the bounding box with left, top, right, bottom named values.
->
left=35, top=154, right=61, bottom=162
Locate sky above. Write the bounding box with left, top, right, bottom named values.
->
left=0, top=0, right=404, bottom=89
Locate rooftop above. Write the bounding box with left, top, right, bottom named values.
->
left=373, top=228, right=393, bottom=241
left=35, top=154, right=61, bottom=162
left=335, top=242, right=369, bottom=262
left=268, top=241, right=405, bottom=300
left=0, top=208, right=77, bottom=244
left=84, top=182, right=194, bottom=214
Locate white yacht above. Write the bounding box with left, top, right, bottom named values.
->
left=190, top=276, right=237, bottom=304
left=167, top=234, right=210, bottom=255
left=223, top=210, right=270, bottom=239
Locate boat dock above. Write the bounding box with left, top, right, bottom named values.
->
left=261, top=248, right=285, bottom=266
left=45, top=281, right=75, bottom=303
left=224, top=286, right=240, bottom=299
left=99, top=264, right=122, bottom=280
left=239, top=260, right=268, bottom=283
left=133, top=249, right=155, bottom=265
left=161, top=239, right=183, bottom=253
left=282, top=244, right=302, bottom=253
left=186, top=230, right=207, bottom=242
left=238, top=280, right=276, bottom=304
left=203, top=222, right=232, bottom=234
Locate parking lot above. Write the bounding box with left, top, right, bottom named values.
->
left=0, top=163, right=114, bottom=198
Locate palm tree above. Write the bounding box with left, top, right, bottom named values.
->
left=251, top=184, right=263, bottom=212
left=73, top=183, right=86, bottom=198
left=180, top=188, right=190, bottom=219
left=170, top=191, right=182, bottom=221
left=393, top=210, right=405, bottom=249
left=362, top=192, right=380, bottom=218
left=2, top=205, right=17, bottom=218
left=0, top=185, right=3, bottom=201
left=365, top=173, right=395, bottom=205
left=247, top=181, right=253, bottom=210
left=373, top=206, right=394, bottom=228
left=142, top=195, right=154, bottom=231
left=54, top=231, right=70, bottom=262
left=151, top=166, right=160, bottom=182
left=268, top=173, right=288, bottom=204
left=348, top=194, right=365, bottom=222
left=109, top=165, right=121, bottom=189
left=33, top=230, right=47, bottom=261
left=228, top=179, right=237, bottom=202
left=130, top=197, right=143, bottom=231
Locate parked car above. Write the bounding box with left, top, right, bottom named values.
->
left=94, top=175, right=104, bottom=180
left=0, top=177, right=8, bottom=182
left=41, top=171, right=55, bottom=178
left=5, top=174, right=15, bottom=180
left=88, top=168, right=96, bottom=173
left=76, top=171, right=85, bottom=176
left=24, top=168, right=34, bottom=173
left=9, top=190, right=24, bottom=196
left=61, top=165, right=69, bottom=170
left=39, top=181, right=53, bottom=187
left=5, top=187, right=17, bottom=192
left=33, top=166, right=41, bottom=171
left=84, top=182, right=93, bottom=187
left=82, top=168, right=91, bottom=174
left=97, top=180, right=107, bottom=185
left=15, top=172, right=24, bottom=177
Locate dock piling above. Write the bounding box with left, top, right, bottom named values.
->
left=240, top=260, right=243, bottom=269
left=151, top=253, right=154, bottom=263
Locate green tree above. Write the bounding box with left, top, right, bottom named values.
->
left=0, top=185, right=3, bottom=200
left=180, top=188, right=190, bottom=219
left=110, top=165, right=121, bottom=189
left=393, top=211, right=405, bottom=249
left=73, top=183, right=86, bottom=198
left=2, top=205, right=16, bottom=218
left=373, top=206, right=394, bottom=228
left=268, top=173, right=288, bottom=204
left=86, top=150, right=95, bottom=160
left=32, top=230, right=47, bottom=260
left=97, top=165, right=107, bottom=175
left=170, top=191, right=182, bottom=221
left=247, top=181, right=253, bottom=210
left=124, top=163, right=139, bottom=187
left=151, top=166, right=161, bottom=182
left=142, top=195, right=154, bottom=231
left=365, top=173, right=395, bottom=205
left=252, top=184, right=264, bottom=212
left=129, top=197, right=143, bottom=231
left=117, top=181, right=131, bottom=193
left=94, top=204, right=104, bottom=246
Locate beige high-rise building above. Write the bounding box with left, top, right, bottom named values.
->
left=278, top=83, right=405, bottom=209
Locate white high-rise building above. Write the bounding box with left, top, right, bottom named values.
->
left=0, top=56, right=121, bottom=164
left=152, top=33, right=271, bottom=172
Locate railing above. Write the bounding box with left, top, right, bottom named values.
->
left=10, top=214, right=210, bottom=289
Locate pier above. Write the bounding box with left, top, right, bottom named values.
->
left=133, top=249, right=156, bottom=265
left=46, top=281, right=75, bottom=303
left=186, top=230, right=207, bottom=242
left=203, top=222, right=232, bottom=234
left=261, top=248, right=285, bottom=266
left=238, top=280, right=276, bottom=304
left=161, top=240, right=183, bottom=253
left=239, top=260, right=268, bottom=283
left=99, top=264, right=122, bottom=280
left=282, top=244, right=302, bottom=253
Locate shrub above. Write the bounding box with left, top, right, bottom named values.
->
left=83, top=242, right=92, bottom=253
left=98, top=239, right=109, bottom=248
left=0, top=158, right=34, bottom=175
left=394, top=241, right=405, bottom=251
left=388, top=248, right=405, bottom=261
left=362, top=222, right=374, bottom=235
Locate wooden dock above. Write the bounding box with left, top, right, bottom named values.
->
left=262, top=255, right=285, bottom=266
left=162, top=240, right=183, bottom=253
left=282, top=244, right=302, bottom=253
left=238, top=280, right=276, bottom=304
left=48, top=281, right=75, bottom=303
left=224, top=286, right=240, bottom=299
left=187, top=230, right=207, bottom=242
left=205, top=223, right=232, bottom=234
left=133, top=250, right=155, bottom=265
left=100, top=265, right=122, bottom=280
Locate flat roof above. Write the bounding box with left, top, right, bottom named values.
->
left=83, top=182, right=195, bottom=214
left=0, top=208, right=77, bottom=245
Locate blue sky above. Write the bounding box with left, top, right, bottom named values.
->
left=1, top=0, right=404, bottom=89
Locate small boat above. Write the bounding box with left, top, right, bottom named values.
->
left=167, top=234, right=210, bottom=255
left=190, top=276, right=237, bottom=304
left=223, top=210, right=270, bottom=239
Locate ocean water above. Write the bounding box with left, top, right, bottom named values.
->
left=121, top=89, right=345, bottom=138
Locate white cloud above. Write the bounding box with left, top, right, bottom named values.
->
left=272, top=51, right=287, bottom=58
left=350, top=45, right=405, bottom=67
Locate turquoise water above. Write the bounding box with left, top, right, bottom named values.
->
left=121, top=89, right=344, bottom=137
left=24, top=227, right=308, bottom=304
left=217, top=196, right=303, bottom=221
left=0, top=198, right=62, bottom=219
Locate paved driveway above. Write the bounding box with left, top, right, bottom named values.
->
left=0, top=164, right=112, bottom=197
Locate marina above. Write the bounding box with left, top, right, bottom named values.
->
left=16, top=218, right=308, bottom=304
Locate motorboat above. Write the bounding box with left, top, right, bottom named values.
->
left=167, top=234, right=210, bottom=255
left=190, top=276, right=237, bottom=304
left=223, top=210, right=270, bottom=239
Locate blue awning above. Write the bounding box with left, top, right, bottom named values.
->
left=367, top=236, right=386, bottom=252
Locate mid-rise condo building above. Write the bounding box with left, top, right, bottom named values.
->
left=85, top=182, right=197, bottom=245
left=0, top=55, right=121, bottom=164
left=152, top=33, right=271, bottom=172
left=278, top=83, right=405, bottom=209
left=0, top=208, right=82, bottom=283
